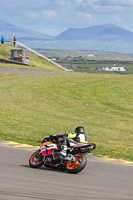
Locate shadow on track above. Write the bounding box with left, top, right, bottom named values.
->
left=20, top=165, right=69, bottom=174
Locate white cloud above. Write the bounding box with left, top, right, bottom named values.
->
left=104, top=5, right=124, bottom=12
left=74, top=0, right=83, bottom=4
left=77, top=12, right=93, bottom=20
left=56, top=0, right=66, bottom=6
left=28, top=12, right=38, bottom=19
left=0, top=0, right=133, bottom=35
left=95, top=5, right=125, bottom=13
left=56, top=0, right=72, bottom=7
left=86, top=0, right=98, bottom=3
left=42, top=9, right=57, bottom=19
left=80, top=0, right=125, bottom=14
left=107, top=0, right=133, bottom=7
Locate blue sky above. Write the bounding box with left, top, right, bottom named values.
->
left=0, top=0, right=133, bottom=36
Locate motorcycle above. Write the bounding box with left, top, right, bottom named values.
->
left=29, top=135, right=96, bottom=174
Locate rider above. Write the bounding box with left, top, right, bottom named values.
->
left=67, top=126, right=87, bottom=143
left=58, top=126, right=88, bottom=156
left=42, top=126, right=87, bottom=156
left=57, top=126, right=87, bottom=142
left=56, top=126, right=88, bottom=156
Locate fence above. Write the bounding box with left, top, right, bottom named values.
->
left=13, top=41, right=72, bottom=71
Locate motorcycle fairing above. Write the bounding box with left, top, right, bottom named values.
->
left=40, top=142, right=58, bottom=156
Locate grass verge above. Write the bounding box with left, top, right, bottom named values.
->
left=0, top=72, right=133, bottom=161
left=0, top=44, right=62, bottom=72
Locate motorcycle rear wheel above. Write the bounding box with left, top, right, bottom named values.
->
left=29, top=150, right=43, bottom=168
left=66, top=154, right=87, bottom=174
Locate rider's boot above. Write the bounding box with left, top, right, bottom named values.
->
left=60, top=145, right=67, bottom=156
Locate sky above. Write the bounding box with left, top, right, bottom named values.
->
left=0, top=0, right=133, bottom=36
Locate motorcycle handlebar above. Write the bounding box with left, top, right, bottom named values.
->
left=41, top=134, right=67, bottom=143
left=44, top=134, right=58, bottom=141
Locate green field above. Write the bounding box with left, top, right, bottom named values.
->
left=38, top=50, right=133, bottom=74
left=0, top=45, right=133, bottom=161
left=38, top=50, right=133, bottom=61
left=0, top=73, right=133, bottom=160
left=58, top=60, right=133, bottom=74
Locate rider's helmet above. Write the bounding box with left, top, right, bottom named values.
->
left=75, top=126, right=85, bottom=134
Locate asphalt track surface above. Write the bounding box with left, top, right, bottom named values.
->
left=0, top=145, right=133, bottom=200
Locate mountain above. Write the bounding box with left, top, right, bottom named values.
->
left=25, top=24, right=133, bottom=53
left=56, top=24, right=133, bottom=42
left=1, top=20, right=133, bottom=53
left=0, top=19, right=53, bottom=40
left=48, top=24, right=133, bottom=53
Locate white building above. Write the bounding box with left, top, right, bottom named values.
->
left=88, top=54, right=94, bottom=57
left=100, top=64, right=126, bottom=72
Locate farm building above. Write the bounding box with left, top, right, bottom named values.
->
left=99, top=64, right=127, bottom=72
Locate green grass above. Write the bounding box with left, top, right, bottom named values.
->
left=0, top=44, right=62, bottom=72
left=0, top=44, right=15, bottom=58
left=0, top=73, right=133, bottom=161
left=38, top=50, right=133, bottom=61
left=0, top=45, right=133, bottom=161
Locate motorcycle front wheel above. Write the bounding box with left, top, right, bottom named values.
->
left=66, top=154, right=87, bottom=174
left=29, top=150, right=43, bottom=168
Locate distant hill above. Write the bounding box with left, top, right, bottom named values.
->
left=56, top=24, right=133, bottom=42
left=0, top=19, right=53, bottom=40
left=28, top=24, right=133, bottom=53
left=1, top=20, right=133, bottom=53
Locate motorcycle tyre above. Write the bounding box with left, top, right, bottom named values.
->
left=66, top=154, right=87, bottom=174
left=29, top=150, right=43, bottom=168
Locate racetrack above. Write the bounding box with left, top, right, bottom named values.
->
left=0, top=146, right=133, bottom=200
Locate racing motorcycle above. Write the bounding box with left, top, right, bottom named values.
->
left=29, top=135, right=96, bottom=174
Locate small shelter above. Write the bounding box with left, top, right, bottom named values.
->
left=10, top=49, right=30, bottom=65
